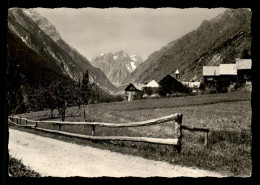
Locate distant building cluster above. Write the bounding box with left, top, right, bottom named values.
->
left=125, top=71, right=195, bottom=101
left=125, top=58, right=252, bottom=101
left=203, top=58, right=252, bottom=87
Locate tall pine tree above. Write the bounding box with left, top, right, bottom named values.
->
left=81, top=70, right=92, bottom=120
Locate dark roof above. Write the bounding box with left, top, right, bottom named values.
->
left=158, top=74, right=188, bottom=93
left=125, top=83, right=144, bottom=91
left=159, top=74, right=178, bottom=84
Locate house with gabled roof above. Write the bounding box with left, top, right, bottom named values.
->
left=144, top=79, right=159, bottom=88
left=158, top=74, right=188, bottom=95
left=236, top=58, right=252, bottom=81
left=219, top=64, right=237, bottom=75
left=218, top=63, right=237, bottom=82
left=124, top=83, right=145, bottom=101
left=143, top=79, right=160, bottom=98
left=203, top=66, right=219, bottom=86
left=202, top=59, right=252, bottom=87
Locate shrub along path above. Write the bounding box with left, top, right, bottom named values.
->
left=8, top=128, right=225, bottom=177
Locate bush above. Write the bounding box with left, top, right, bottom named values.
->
left=234, top=78, right=246, bottom=90
left=9, top=155, right=41, bottom=177
left=205, top=86, right=217, bottom=94
left=216, top=77, right=231, bottom=93
left=199, top=81, right=206, bottom=92
left=99, top=95, right=124, bottom=103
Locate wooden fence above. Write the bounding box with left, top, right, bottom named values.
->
left=8, top=113, right=210, bottom=152
left=180, top=125, right=209, bottom=148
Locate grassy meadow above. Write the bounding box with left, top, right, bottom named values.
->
left=12, top=91, right=252, bottom=176
left=8, top=154, right=41, bottom=177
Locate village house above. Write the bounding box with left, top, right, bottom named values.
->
left=182, top=81, right=201, bottom=92
left=144, top=79, right=159, bottom=88
left=219, top=63, right=237, bottom=82
left=202, top=66, right=219, bottom=87
left=174, top=69, right=200, bottom=91
left=236, top=58, right=252, bottom=82
left=202, top=59, right=251, bottom=87
left=158, top=74, right=188, bottom=95
left=143, top=79, right=160, bottom=97
left=124, top=83, right=144, bottom=101
left=203, top=58, right=252, bottom=87
left=203, top=64, right=237, bottom=86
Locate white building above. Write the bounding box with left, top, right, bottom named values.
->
left=144, top=79, right=159, bottom=88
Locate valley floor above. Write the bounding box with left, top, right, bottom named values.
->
left=11, top=91, right=252, bottom=176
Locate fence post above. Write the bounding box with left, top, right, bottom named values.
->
left=174, top=114, right=183, bottom=153
left=16, top=118, right=19, bottom=125
left=35, top=121, right=38, bottom=128
left=20, top=118, right=22, bottom=125
left=204, top=131, right=209, bottom=148
left=91, top=125, right=96, bottom=136
left=58, top=124, right=61, bottom=131
left=25, top=119, right=27, bottom=125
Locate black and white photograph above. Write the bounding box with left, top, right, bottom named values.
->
left=6, top=6, right=252, bottom=178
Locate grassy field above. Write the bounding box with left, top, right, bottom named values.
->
left=8, top=154, right=41, bottom=177
left=11, top=91, right=252, bottom=176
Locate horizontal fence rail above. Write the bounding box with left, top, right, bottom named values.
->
left=9, top=113, right=213, bottom=150
left=181, top=125, right=209, bottom=132
left=180, top=125, right=209, bottom=147
left=32, top=127, right=180, bottom=146
left=10, top=114, right=180, bottom=127
left=8, top=114, right=183, bottom=152
left=8, top=113, right=210, bottom=152
left=8, top=118, right=35, bottom=128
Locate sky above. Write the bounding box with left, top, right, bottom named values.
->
left=35, top=8, right=226, bottom=60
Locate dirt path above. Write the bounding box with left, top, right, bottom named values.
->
left=8, top=129, right=225, bottom=177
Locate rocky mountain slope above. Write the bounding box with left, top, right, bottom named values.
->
left=7, top=28, right=73, bottom=114
left=8, top=8, right=118, bottom=94
left=123, top=8, right=251, bottom=84
left=90, top=51, right=143, bottom=86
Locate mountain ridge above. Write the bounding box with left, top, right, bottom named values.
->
left=123, top=8, right=251, bottom=84
left=8, top=8, right=119, bottom=95
left=90, top=50, right=143, bottom=86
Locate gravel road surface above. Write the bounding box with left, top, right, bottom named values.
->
left=8, top=129, right=225, bottom=177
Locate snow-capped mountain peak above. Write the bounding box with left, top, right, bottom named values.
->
left=89, top=51, right=143, bottom=86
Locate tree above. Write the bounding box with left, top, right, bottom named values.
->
left=72, top=78, right=83, bottom=109
left=199, top=81, right=206, bottom=94
left=81, top=70, right=92, bottom=120
left=241, top=49, right=251, bottom=59
left=29, top=86, right=49, bottom=111
left=47, top=83, right=58, bottom=119
left=49, top=83, right=68, bottom=121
